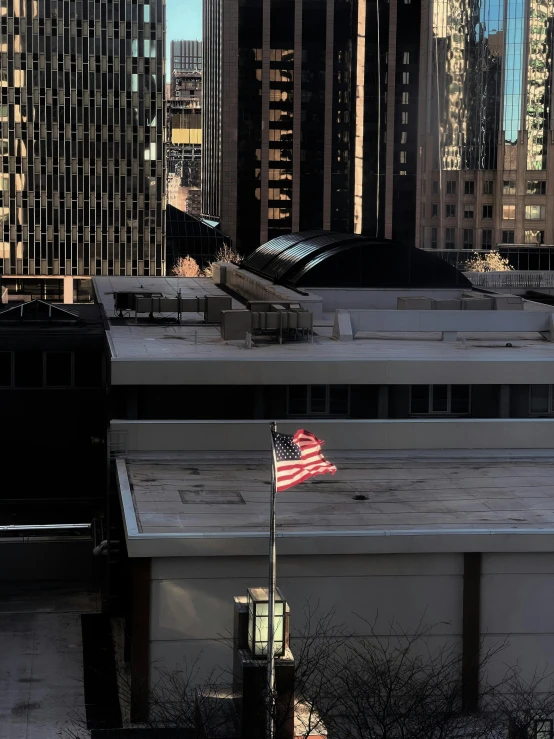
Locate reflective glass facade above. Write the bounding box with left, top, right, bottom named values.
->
left=419, top=0, right=554, bottom=249
left=0, top=0, right=165, bottom=276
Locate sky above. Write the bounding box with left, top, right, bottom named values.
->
left=166, top=0, right=202, bottom=80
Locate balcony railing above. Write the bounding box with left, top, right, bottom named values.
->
left=465, top=271, right=554, bottom=288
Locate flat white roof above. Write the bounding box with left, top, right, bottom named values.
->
left=117, top=452, right=554, bottom=557
left=95, top=276, right=554, bottom=385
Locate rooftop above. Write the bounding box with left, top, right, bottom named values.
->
left=94, top=276, right=554, bottom=385
left=117, top=451, right=554, bottom=557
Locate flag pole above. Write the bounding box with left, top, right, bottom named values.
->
left=267, top=421, right=278, bottom=739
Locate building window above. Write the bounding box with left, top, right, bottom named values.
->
left=463, top=229, right=474, bottom=248
left=503, top=180, right=516, bottom=194
left=530, top=386, right=554, bottom=415
left=464, top=208, right=474, bottom=219
left=534, top=720, right=553, bottom=739
left=502, top=205, right=516, bottom=219
left=432, top=180, right=439, bottom=195
left=430, top=227, right=438, bottom=249
left=401, top=111, right=409, bottom=125
left=14, top=351, right=43, bottom=388
left=410, top=385, right=471, bottom=415
left=431, top=203, right=438, bottom=218
left=482, top=205, right=493, bottom=219
left=287, top=385, right=350, bottom=416
left=527, top=180, right=546, bottom=195
left=402, top=72, right=409, bottom=84
left=45, top=352, right=73, bottom=387
left=464, top=181, right=474, bottom=195
left=482, top=229, right=493, bottom=249
left=445, top=227, right=456, bottom=249
left=525, top=205, right=546, bottom=220
left=446, top=204, right=456, bottom=218
left=403, top=52, right=410, bottom=64
left=401, top=92, right=409, bottom=104
left=400, top=151, right=407, bottom=163
left=399, top=170, right=407, bottom=176
left=483, top=180, right=494, bottom=195
left=525, top=230, right=545, bottom=244
left=0, top=351, right=11, bottom=387
left=502, top=230, right=515, bottom=244
left=446, top=181, right=456, bottom=195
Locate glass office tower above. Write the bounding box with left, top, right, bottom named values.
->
left=418, top=0, right=554, bottom=249
left=0, top=0, right=165, bottom=277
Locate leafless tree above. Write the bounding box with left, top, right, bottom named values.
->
left=60, top=608, right=554, bottom=739
left=488, top=665, right=554, bottom=739
left=290, top=613, right=506, bottom=739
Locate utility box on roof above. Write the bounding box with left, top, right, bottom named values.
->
left=433, top=299, right=462, bottom=310
left=493, top=295, right=524, bottom=311
left=204, top=295, right=233, bottom=323
left=462, top=297, right=493, bottom=310
left=221, top=310, right=252, bottom=340
left=397, top=297, right=434, bottom=310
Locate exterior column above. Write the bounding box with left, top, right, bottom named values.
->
left=63, top=276, right=74, bottom=304
left=377, top=385, right=389, bottom=418
left=499, top=385, right=510, bottom=418
left=129, top=557, right=151, bottom=723
left=462, top=552, right=481, bottom=712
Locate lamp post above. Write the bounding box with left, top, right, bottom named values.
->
left=247, top=587, right=286, bottom=658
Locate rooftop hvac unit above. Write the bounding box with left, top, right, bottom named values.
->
left=114, top=291, right=163, bottom=313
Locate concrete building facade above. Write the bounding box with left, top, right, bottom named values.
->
left=0, top=0, right=166, bottom=280
left=88, top=259, right=554, bottom=706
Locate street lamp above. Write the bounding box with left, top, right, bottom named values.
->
left=247, top=587, right=286, bottom=658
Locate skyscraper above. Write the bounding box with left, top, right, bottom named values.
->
left=170, top=40, right=202, bottom=74
left=353, top=0, right=422, bottom=246
left=417, top=0, right=554, bottom=250
left=0, top=0, right=166, bottom=281
left=202, top=0, right=355, bottom=253
left=202, top=0, right=424, bottom=253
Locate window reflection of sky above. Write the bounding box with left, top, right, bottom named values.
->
left=503, top=0, right=525, bottom=143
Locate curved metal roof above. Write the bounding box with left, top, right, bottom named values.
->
left=240, top=231, right=471, bottom=289
left=242, top=230, right=325, bottom=275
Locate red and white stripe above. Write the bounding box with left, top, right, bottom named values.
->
left=275, top=429, right=337, bottom=492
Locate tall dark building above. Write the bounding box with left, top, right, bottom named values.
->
left=170, top=40, right=203, bottom=73
left=0, top=0, right=166, bottom=281
left=202, top=0, right=355, bottom=253
left=354, top=0, right=421, bottom=247
left=202, top=0, right=424, bottom=254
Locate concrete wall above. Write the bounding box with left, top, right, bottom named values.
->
left=111, top=418, right=554, bottom=453
left=148, top=551, right=554, bottom=691
left=314, top=288, right=464, bottom=312
left=482, top=553, right=554, bottom=687
left=148, top=553, right=463, bottom=685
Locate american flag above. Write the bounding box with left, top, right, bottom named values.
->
left=271, top=429, right=337, bottom=492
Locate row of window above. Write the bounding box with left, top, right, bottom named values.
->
left=285, top=385, right=554, bottom=417
left=0, top=351, right=103, bottom=388
left=432, top=180, right=546, bottom=196
left=429, top=228, right=544, bottom=249
left=436, top=205, right=546, bottom=221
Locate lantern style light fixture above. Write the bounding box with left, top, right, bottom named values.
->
left=247, top=587, right=286, bottom=658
